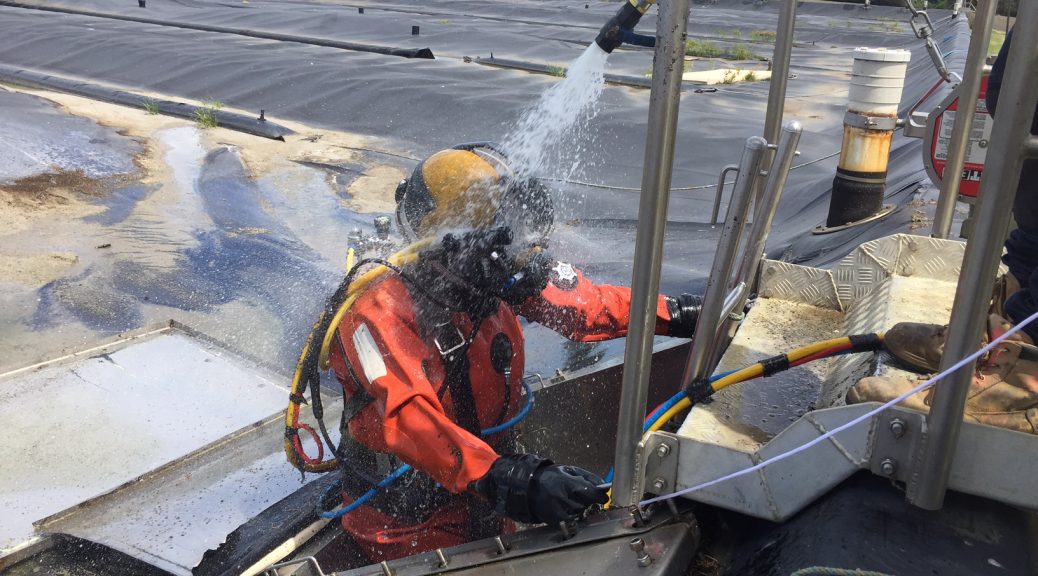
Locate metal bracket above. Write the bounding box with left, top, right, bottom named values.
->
left=641, top=433, right=679, bottom=497
left=868, top=409, right=927, bottom=483
left=903, top=110, right=930, bottom=139
left=844, top=111, right=898, bottom=131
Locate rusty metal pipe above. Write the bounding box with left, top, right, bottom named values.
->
left=826, top=48, right=911, bottom=227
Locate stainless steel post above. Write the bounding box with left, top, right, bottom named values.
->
left=611, top=0, right=691, bottom=509
left=736, top=121, right=802, bottom=290
left=908, top=0, right=1038, bottom=510
left=679, top=137, right=767, bottom=392
left=930, top=0, right=997, bottom=239
left=760, top=0, right=797, bottom=187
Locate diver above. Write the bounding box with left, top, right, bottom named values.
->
left=323, top=143, right=703, bottom=566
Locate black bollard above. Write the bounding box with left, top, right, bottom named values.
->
left=358, top=7, right=364, bottom=13
left=138, top=0, right=145, bottom=7
left=411, top=25, right=419, bottom=36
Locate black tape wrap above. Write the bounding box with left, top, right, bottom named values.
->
left=686, top=379, right=714, bottom=403
left=760, top=354, right=790, bottom=377
left=848, top=333, right=883, bottom=352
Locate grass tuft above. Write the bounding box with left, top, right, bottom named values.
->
left=194, top=100, right=224, bottom=129
left=142, top=99, right=159, bottom=115
left=545, top=65, right=567, bottom=77
left=749, top=30, right=776, bottom=42
left=685, top=39, right=723, bottom=58
left=729, top=44, right=756, bottom=61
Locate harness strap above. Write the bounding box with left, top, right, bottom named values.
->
left=433, top=320, right=483, bottom=436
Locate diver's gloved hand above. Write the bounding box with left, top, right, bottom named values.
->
left=470, top=454, right=608, bottom=525
left=501, top=251, right=553, bottom=306
left=665, top=293, right=703, bottom=338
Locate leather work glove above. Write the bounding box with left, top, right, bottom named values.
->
left=501, top=251, right=553, bottom=306
left=665, top=293, right=703, bottom=338
left=470, top=454, right=608, bottom=525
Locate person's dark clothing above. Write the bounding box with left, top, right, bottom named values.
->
left=985, top=26, right=1038, bottom=340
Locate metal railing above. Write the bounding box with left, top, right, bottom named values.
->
left=930, top=0, right=998, bottom=239
left=612, top=0, right=801, bottom=511
left=908, top=0, right=1038, bottom=510
left=610, top=0, right=692, bottom=510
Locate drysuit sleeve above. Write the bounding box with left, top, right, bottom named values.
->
left=516, top=261, right=672, bottom=341
left=332, top=286, right=498, bottom=494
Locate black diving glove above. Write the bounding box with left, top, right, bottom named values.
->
left=665, top=293, right=703, bottom=338
left=501, top=251, right=553, bottom=306
left=470, top=454, right=608, bottom=525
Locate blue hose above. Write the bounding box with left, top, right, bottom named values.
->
left=603, top=368, right=737, bottom=485
left=321, top=377, right=535, bottom=520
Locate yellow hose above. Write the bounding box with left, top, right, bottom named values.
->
left=284, top=238, right=433, bottom=472
left=646, top=336, right=866, bottom=433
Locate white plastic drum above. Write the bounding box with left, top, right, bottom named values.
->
left=847, top=47, right=911, bottom=116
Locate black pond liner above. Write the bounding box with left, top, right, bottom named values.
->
left=0, top=65, right=294, bottom=141
left=0, top=0, right=434, bottom=60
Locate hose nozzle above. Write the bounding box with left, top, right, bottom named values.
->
left=594, top=0, right=657, bottom=54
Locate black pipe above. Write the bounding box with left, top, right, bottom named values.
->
left=0, top=65, right=293, bottom=141
left=473, top=56, right=653, bottom=89
left=0, top=0, right=434, bottom=59
left=826, top=169, right=887, bottom=227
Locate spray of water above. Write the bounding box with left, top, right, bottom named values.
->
left=501, top=43, right=610, bottom=180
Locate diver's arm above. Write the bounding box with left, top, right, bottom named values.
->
left=516, top=261, right=689, bottom=341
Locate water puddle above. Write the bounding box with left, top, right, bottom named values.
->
left=3, top=125, right=356, bottom=372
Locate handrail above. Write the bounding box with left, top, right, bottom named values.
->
left=908, top=0, right=1038, bottom=510
left=611, top=0, right=692, bottom=510
left=931, top=0, right=998, bottom=238
left=679, top=137, right=766, bottom=395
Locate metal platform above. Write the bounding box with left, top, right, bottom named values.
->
left=0, top=322, right=335, bottom=574
left=643, top=234, right=1038, bottom=522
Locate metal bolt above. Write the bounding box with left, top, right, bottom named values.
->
left=889, top=418, right=906, bottom=439
left=652, top=477, right=667, bottom=492
left=655, top=443, right=671, bottom=458
left=494, top=536, right=509, bottom=555
left=880, top=458, right=897, bottom=477
left=629, top=538, right=652, bottom=568
left=380, top=561, right=393, bottom=576
left=435, top=549, right=449, bottom=568
left=630, top=506, right=646, bottom=527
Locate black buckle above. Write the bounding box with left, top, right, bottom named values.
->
left=433, top=322, right=466, bottom=357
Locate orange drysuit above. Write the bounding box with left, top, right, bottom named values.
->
left=327, top=261, right=674, bottom=563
